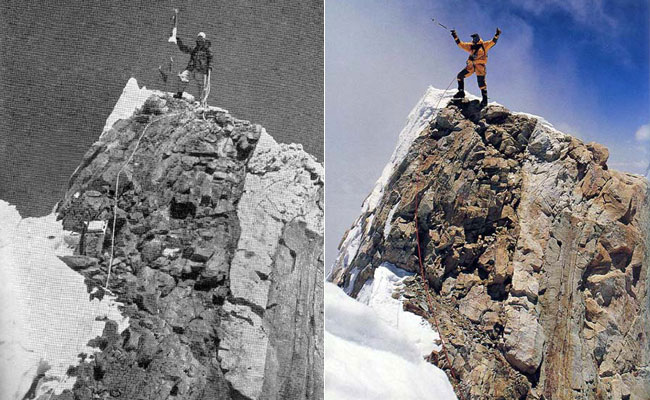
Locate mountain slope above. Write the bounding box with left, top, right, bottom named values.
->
left=330, top=90, right=649, bottom=399
left=18, top=78, right=326, bottom=400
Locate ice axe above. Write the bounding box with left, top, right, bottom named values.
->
left=168, top=8, right=178, bottom=43
left=431, top=18, right=452, bottom=32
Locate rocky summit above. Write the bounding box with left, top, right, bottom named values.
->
left=331, top=96, right=649, bottom=399
left=49, top=86, right=323, bottom=400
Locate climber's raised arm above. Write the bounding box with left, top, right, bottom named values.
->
left=484, top=28, right=501, bottom=50
left=176, top=37, right=193, bottom=54
left=451, top=29, right=472, bottom=52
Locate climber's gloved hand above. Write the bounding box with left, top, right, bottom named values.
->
left=495, top=28, right=501, bottom=36
left=451, top=29, right=457, bottom=37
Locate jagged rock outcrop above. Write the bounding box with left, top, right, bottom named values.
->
left=48, top=81, right=323, bottom=400
left=331, top=92, right=649, bottom=399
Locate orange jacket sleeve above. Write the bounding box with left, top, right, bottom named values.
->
left=483, top=33, right=499, bottom=51
left=456, top=41, right=472, bottom=52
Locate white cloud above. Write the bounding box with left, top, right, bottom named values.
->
left=635, top=123, right=650, bottom=141
left=509, top=0, right=617, bottom=30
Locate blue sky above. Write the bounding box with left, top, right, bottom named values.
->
left=325, top=0, right=650, bottom=267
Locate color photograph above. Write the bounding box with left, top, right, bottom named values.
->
left=325, top=1, right=649, bottom=399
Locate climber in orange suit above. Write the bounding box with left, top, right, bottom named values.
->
left=451, top=28, right=501, bottom=107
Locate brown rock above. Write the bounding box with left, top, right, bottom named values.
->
left=459, top=285, right=494, bottom=323
left=587, top=142, right=609, bottom=167
left=503, top=303, right=545, bottom=374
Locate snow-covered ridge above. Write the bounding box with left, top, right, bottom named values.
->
left=329, top=87, right=456, bottom=283
left=100, top=77, right=227, bottom=138
left=101, top=78, right=156, bottom=135
left=361, top=87, right=457, bottom=214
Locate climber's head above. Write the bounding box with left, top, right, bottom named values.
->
left=196, top=32, right=207, bottom=46
left=471, top=33, right=480, bottom=43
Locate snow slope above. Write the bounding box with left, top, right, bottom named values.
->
left=0, top=203, right=128, bottom=399
left=357, top=263, right=441, bottom=355
left=325, top=264, right=457, bottom=400
left=100, top=77, right=216, bottom=138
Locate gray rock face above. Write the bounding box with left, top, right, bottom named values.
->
left=331, top=98, right=649, bottom=399
left=261, top=220, right=324, bottom=400
left=48, top=92, right=323, bottom=400
left=220, top=133, right=324, bottom=399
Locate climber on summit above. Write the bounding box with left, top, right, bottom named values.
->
left=173, top=32, right=212, bottom=107
left=451, top=28, right=501, bottom=107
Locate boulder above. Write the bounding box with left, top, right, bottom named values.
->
left=482, top=104, right=510, bottom=123
left=503, top=303, right=545, bottom=374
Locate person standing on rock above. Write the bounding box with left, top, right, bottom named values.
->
left=173, top=32, right=212, bottom=107
left=451, top=28, right=501, bottom=107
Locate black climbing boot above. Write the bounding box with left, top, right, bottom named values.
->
left=173, top=91, right=183, bottom=99
left=454, top=78, right=466, bottom=99
left=480, top=90, right=488, bottom=108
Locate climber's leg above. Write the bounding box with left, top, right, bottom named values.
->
left=175, top=70, right=191, bottom=99
left=193, top=71, right=205, bottom=103
left=477, top=73, right=488, bottom=107
left=455, top=67, right=471, bottom=99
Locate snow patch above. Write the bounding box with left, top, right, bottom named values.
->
left=0, top=200, right=128, bottom=400
left=364, top=214, right=374, bottom=235
left=325, top=280, right=457, bottom=400
left=101, top=78, right=155, bottom=135
left=357, top=263, right=441, bottom=356
left=344, top=266, right=361, bottom=295
left=341, top=223, right=363, bottom=273
left=383, top=200, right=400, bottom=239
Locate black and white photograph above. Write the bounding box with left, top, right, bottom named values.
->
left=0, top=1, right=323, bottom=399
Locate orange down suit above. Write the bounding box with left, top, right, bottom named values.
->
left=455, top=35, right=498, bottom=90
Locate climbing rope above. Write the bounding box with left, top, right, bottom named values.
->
left=105, top=114, right=176, bottom=290
left=414, top=191, right=465, bottom=399
left=411, top=76, right=467, bottom=399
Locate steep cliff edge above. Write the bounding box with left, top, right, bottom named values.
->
left=330, top=92, right=649, bottom=399
left=45, top=79, right=322, bottom=400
